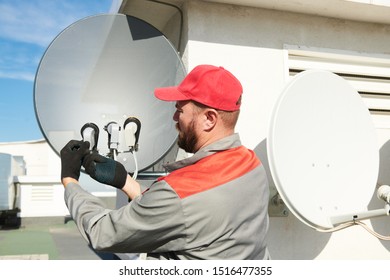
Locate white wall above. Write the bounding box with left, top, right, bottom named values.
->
left=0, top=139, right=59, bottom=176
left=0, top=140, right=115, bottom=218
left=183, top=1, right=390, bottom=259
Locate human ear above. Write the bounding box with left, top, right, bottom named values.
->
left=203, top=109, right=218, bottom=130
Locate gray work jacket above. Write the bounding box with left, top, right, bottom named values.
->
left=64, top=133, right=270, bottom=259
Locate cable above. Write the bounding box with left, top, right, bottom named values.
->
left=355, top=220, right=390, bottom=241
left=317, top=220, right=390, bottom=241
left=132, top=151, right=138, bottom=180
left=316, top=222, right=357, bottom=233
left=113, top=149, right=118, bottom=161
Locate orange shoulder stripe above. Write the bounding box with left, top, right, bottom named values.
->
left=158, top=146, right=260, bottom=199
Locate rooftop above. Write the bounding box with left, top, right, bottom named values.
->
left=0, top=220, right=112, bottom=260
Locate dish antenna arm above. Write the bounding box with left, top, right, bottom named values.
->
left=330, top=185, right=390, bottom=226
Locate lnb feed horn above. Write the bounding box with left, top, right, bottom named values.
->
left=80, top=122, right=99, bottom=150
left=124, top=117, right=141, bottom=152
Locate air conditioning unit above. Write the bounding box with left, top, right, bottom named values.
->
left=0, top=153, right=25, bottom=227
left=0, top=153, right=25, bottom=211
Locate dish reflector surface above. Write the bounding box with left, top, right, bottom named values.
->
left=267, top=70, right=379, bottom=230
left=34, top=14, right=185, bottom=172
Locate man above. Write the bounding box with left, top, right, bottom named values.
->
left=61, top=64, right=270, bottom=259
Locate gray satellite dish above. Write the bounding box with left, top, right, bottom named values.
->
left=34, top=14, right=186, bottom=173
left=267, top=70, right=380, bottom=230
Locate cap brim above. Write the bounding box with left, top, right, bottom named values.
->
left=154, top=86, right=189, bottom=102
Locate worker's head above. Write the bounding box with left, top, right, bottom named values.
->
left=154, top=65, right=242, bottom=153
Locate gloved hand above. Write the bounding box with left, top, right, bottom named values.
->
left=82, top=152, right=128, bottom=189
left=60, top=140, right=90, bottom=180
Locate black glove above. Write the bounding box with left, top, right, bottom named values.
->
left=82, top=152, right=128, bottom=189
left=60, top=140, right=90, bottom=180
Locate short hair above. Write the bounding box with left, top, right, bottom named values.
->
left=217, top=109, right=240, bottom=129
left=191, top=101, right=240, bottom=130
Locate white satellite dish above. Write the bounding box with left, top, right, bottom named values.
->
left=34, top=14, right=186, bottom=173
left=267, top=70, right=380, bottom=230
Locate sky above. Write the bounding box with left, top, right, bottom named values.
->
left=0, top=0, right=114, bottom=142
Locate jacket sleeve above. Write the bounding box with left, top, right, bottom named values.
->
left=64, top=181, right=187, bottom=253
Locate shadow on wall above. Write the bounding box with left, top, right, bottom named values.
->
left=253, top=139, right=332, bottom=260
left=369, top=139, right=390, bottom=251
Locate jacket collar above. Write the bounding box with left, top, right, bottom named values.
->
left=163, top=133, right=242, bottom=172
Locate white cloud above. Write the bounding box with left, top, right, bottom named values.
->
left=0, top=70, right=35, bottom=81
left=0, top=1, right=86, bottom=47
left=0, top=0, right=112, bottom=81
left=3, top=0, right=114, bottom=46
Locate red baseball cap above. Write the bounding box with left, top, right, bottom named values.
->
left=154, top=64, right=242, bottom=111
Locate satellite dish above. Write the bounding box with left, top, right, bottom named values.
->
left=267, top=70, right=379, bottom=230
left=34, top=14, right=186, bottom=173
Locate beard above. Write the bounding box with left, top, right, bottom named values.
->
left=176, top=120, right=198, bottom=153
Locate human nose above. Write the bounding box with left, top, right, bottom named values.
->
left=173, top=110, right=179, bottom=122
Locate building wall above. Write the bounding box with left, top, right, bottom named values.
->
left=0, top=140, right=115, bottom=220
left=0, top=140, right=59, bottom=176
left=182, top=1, right=390, bottom=259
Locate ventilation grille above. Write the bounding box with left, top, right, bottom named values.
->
left=30, top=186, right=54, bottom=201
left=287, top=48, right=390, bottom=114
